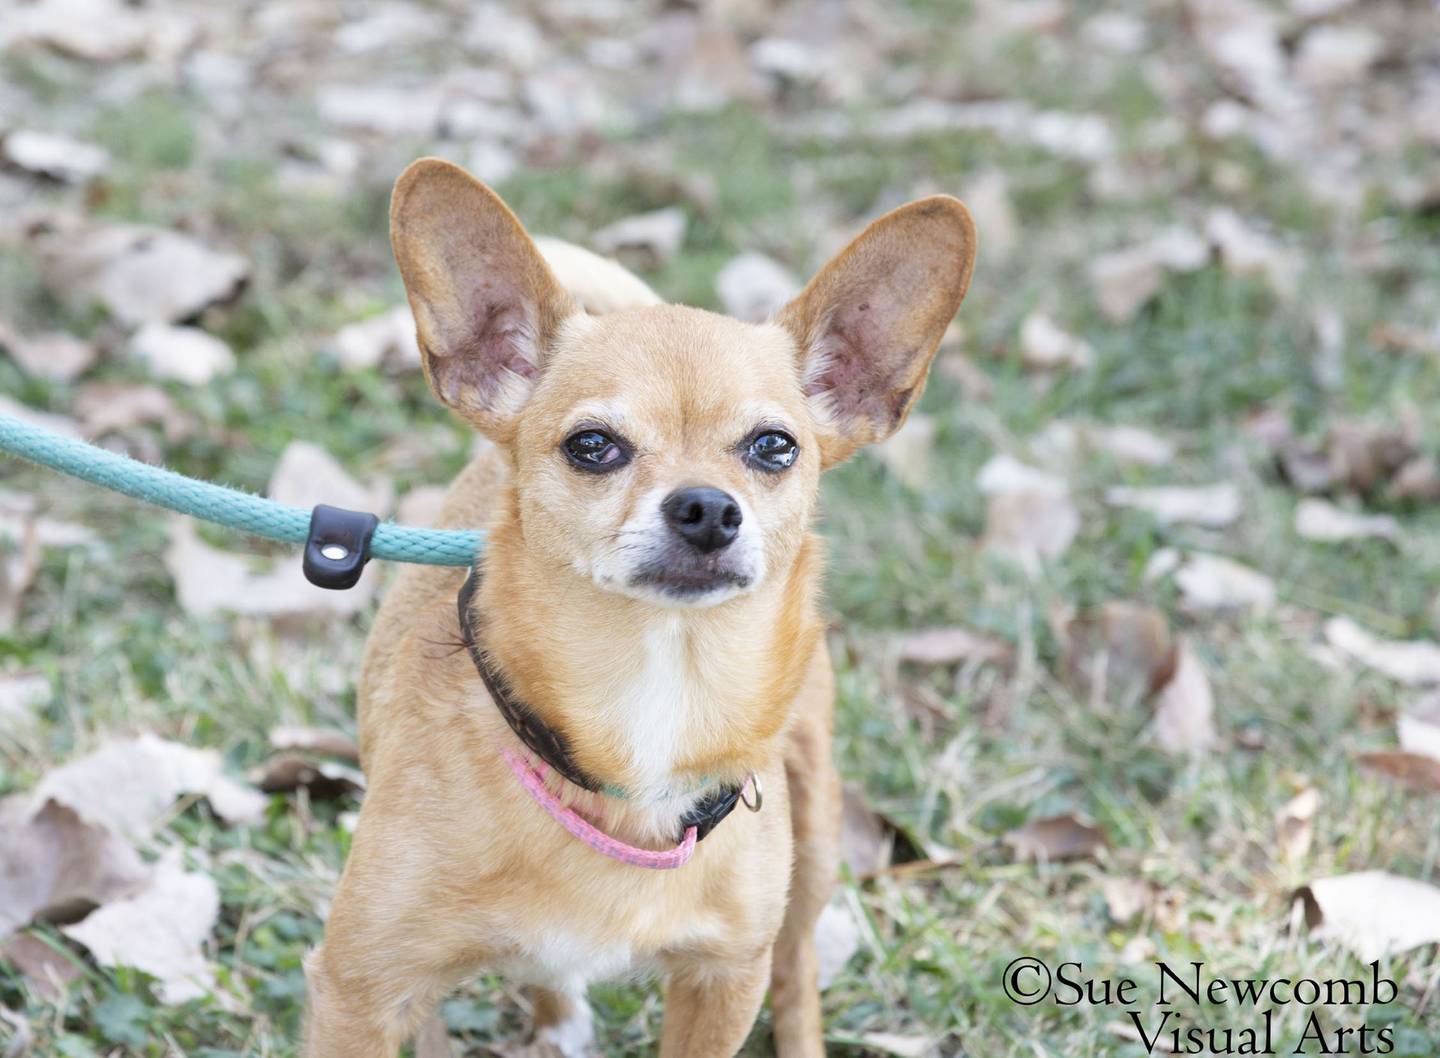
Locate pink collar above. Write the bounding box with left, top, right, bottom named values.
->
left=501, top=747, right=700, bottom=869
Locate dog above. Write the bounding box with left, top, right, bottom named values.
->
left=302, top=158, right=975, bottom=1058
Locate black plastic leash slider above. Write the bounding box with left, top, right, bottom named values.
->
left=303, top=504, right=380, bottom=589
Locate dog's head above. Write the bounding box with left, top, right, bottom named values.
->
left=391, top=159, right=975, bottom=608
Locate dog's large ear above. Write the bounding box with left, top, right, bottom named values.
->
left=777, top=196, right=976, bottom=467
left=391, top=158, right=577, bottom=442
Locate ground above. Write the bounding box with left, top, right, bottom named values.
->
left=2, top=0, right=1440, bottom=1055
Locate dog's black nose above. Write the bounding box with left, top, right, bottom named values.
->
left=662, top=487, right=742, bottom=553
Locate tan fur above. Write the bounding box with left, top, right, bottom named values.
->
left=304, top=159, right=975, bottom=1058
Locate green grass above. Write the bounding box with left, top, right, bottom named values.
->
left=4, top=2, right=1440, bottom=1055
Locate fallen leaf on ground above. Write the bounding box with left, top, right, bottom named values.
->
left=1105, top=483, right=1241, bottom=527
left=854, top=1033, right=934, bottom=1058
left=413, top=1015, right=457, bottom=1058
left=715, top=252, right=798, bottom=322
left=1089, top=244, right=1164, bottom=323
left=129, top=323, right=235, bottom=386
left=1149, top=550, right=1276, bottom=613
left=959, top=169, right=1017, bottom=259
left=978, top=454, right=1080, bottom=569
left=1003, top=814, right=1108, bottom=861
left=0, top=798, right=149, bottom=939
left=0, top=932, right=82, bottom=999
left=331, top=306, right=421, bottom=372
left=1206, top=209, right=1296, bottom=296
left=269, top=725, right=359, bottom=761
left=33, top=220, right=248, bottom=327
left=897, top=626, right=1012, bottom=668
left=872, top=414, right=935, bottom=491
left=0, top=320, right=96, bottom=382
left=73, top=382, right=191, bottom=442
left=0, top=524, right=39, bottom=635
left=268, top=441, right=391, bottom=518
left=1294, top=25, right=1383, bottom=89
left=62, top=850, right=219, bottom=1003
left=1357, top=752, right=1440, bottom=793
left=0, top=394, right=81, bottom=439
left=1389, top=456, right=1440, bottom=502
left=2, top=129, right=109, bottom=183
left=1101, top=877, right=1152, bottom=925
left=31, top=732, right=265, bottom=839
left=1298, top=871, right=1440, bottom=962
left=1327, top=419, right=1416, bottom=495
left=591, top=207, right=687, bottom=269
left=0, top=671, right=49, bottom=738
left=1275, top=787, right=1320, bottom=862
left=1399, top=695, right=1440, bottom=758
left=814, top=900, right=860, bottom=990
left=1293, top=498, right=1399, bottom=543
left=1324, top=617, right=1440, bottom=685
left=255, top=755, right=365, bottom=799
left=533, top=237, right=663, bottom=316
left=1152, top=640, right=1216, bottom=754
left=840, top=784, right=892, bottom=879
left=1033, top=421, right=1176, bottom=468
left=165, top=520, right=374, bottom=620
left=395, top=485, right=449, bottom=529
left=1018, top=313, right=1093, bottom=371
left=1059, top=601, right=1177, bottom=702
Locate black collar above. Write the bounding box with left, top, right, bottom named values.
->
left=456, top=568, right=744, bottom=843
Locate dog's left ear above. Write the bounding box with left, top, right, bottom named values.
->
left=777, top=196, right=976, bottom=467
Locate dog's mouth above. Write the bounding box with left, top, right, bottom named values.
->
left=628, top=559, right=752, bottom=601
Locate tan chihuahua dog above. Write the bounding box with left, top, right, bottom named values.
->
left=303, top=158, right=974, bottom=1058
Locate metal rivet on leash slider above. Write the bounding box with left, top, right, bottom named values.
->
left=303, top=504, right=380, bottom=590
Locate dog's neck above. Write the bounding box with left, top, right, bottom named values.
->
left=472, top=495, right=824, bottom=802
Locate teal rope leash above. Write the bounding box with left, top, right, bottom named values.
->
left=0, top=412, right=483, bottom=585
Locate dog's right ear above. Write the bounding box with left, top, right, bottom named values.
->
left=391, top=158, right=576, bottom=442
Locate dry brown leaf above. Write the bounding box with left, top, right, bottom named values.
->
left=0, top=671, right=49, bottom=738
left=413, top=1014, right=456, bottom=1058
left=840, top=784, right=892, bottom=879
left=2, top=130, right=109, bottom=183
left=591, top=208, right=687, bottom=270
left=1299, top=871, right=1440, bottom=962
left=1033, top=421, right=1176, bottom=469
left=978, top=455, right=1080, bottom=569
left=1089, top=245, right=1164, bottom=323
left=715, top=252, right=799, bottom=323
left=1275, top=787, right=1320, bottom=861
left=0, top=321, right=96, bottom=382
left=0, top=395, right=82, bottom=439
left=267, top=441, right=391, bottom=518
left=1060, top=601, right=1177, bottom=702
left=1206, top=209, right=1296, bottom=296
left=73, top=382, right=192, bottom=444
left=1104, top=483, right=1241, bottom=527
left=854, top=1033, right=934, bottom=1058
left=897, top=626, right=1012, bottom=668
left=959, top=169, right=1017, bottom=259
left=31, top=732, right=265, bottom=839
left=255, top=754, right=365, bottom=799
left=0, top=799, right=149, bottom=938
left=0, top=932, right=82, bottom=999
left=1151, top=550, right=1276, bottom=613
left=1003, top=814, right=1108, bottom=862
left=1152, top=640, right=1216, bottom=754
left=331, top=306, right=421, bottom=372
left=1357, top=752, right=1440, bottom=793
left=62, top=850, right=219, bottom=1003
left=1018, top=313, right=1093, bottom=371
left=1294, top=25, right=1383, bottom=89
left=165, top=519, right=375, bottom=620
left=1389, top=456, right=1440, bottom=502
left=1327, top=420, right=1416, bottom=495
left=269, top=725, right=359, bottom=762
left=1294, top=498, right=1399, bottom=543
left=1323, top=617, right=1440, bottom=685
left=129, top=323, right=235, bottom=386
left=32, top=219, right=248, bottom=327
left=1100, top=877, right=1152, bottom=926
left=813, top=900, right=860, bottom=990
left=872, top=414, right=935, bottom=492
left=395, top=485, right=448, bottom=530
left=1399, top=695, right=1440, bottom=757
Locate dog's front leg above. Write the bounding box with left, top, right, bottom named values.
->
left=658, top=951, right=771, bottom=1058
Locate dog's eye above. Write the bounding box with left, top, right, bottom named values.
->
left=563, top=430, right=628, bottom=471
left=746, top=431, right=799, bottom=471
